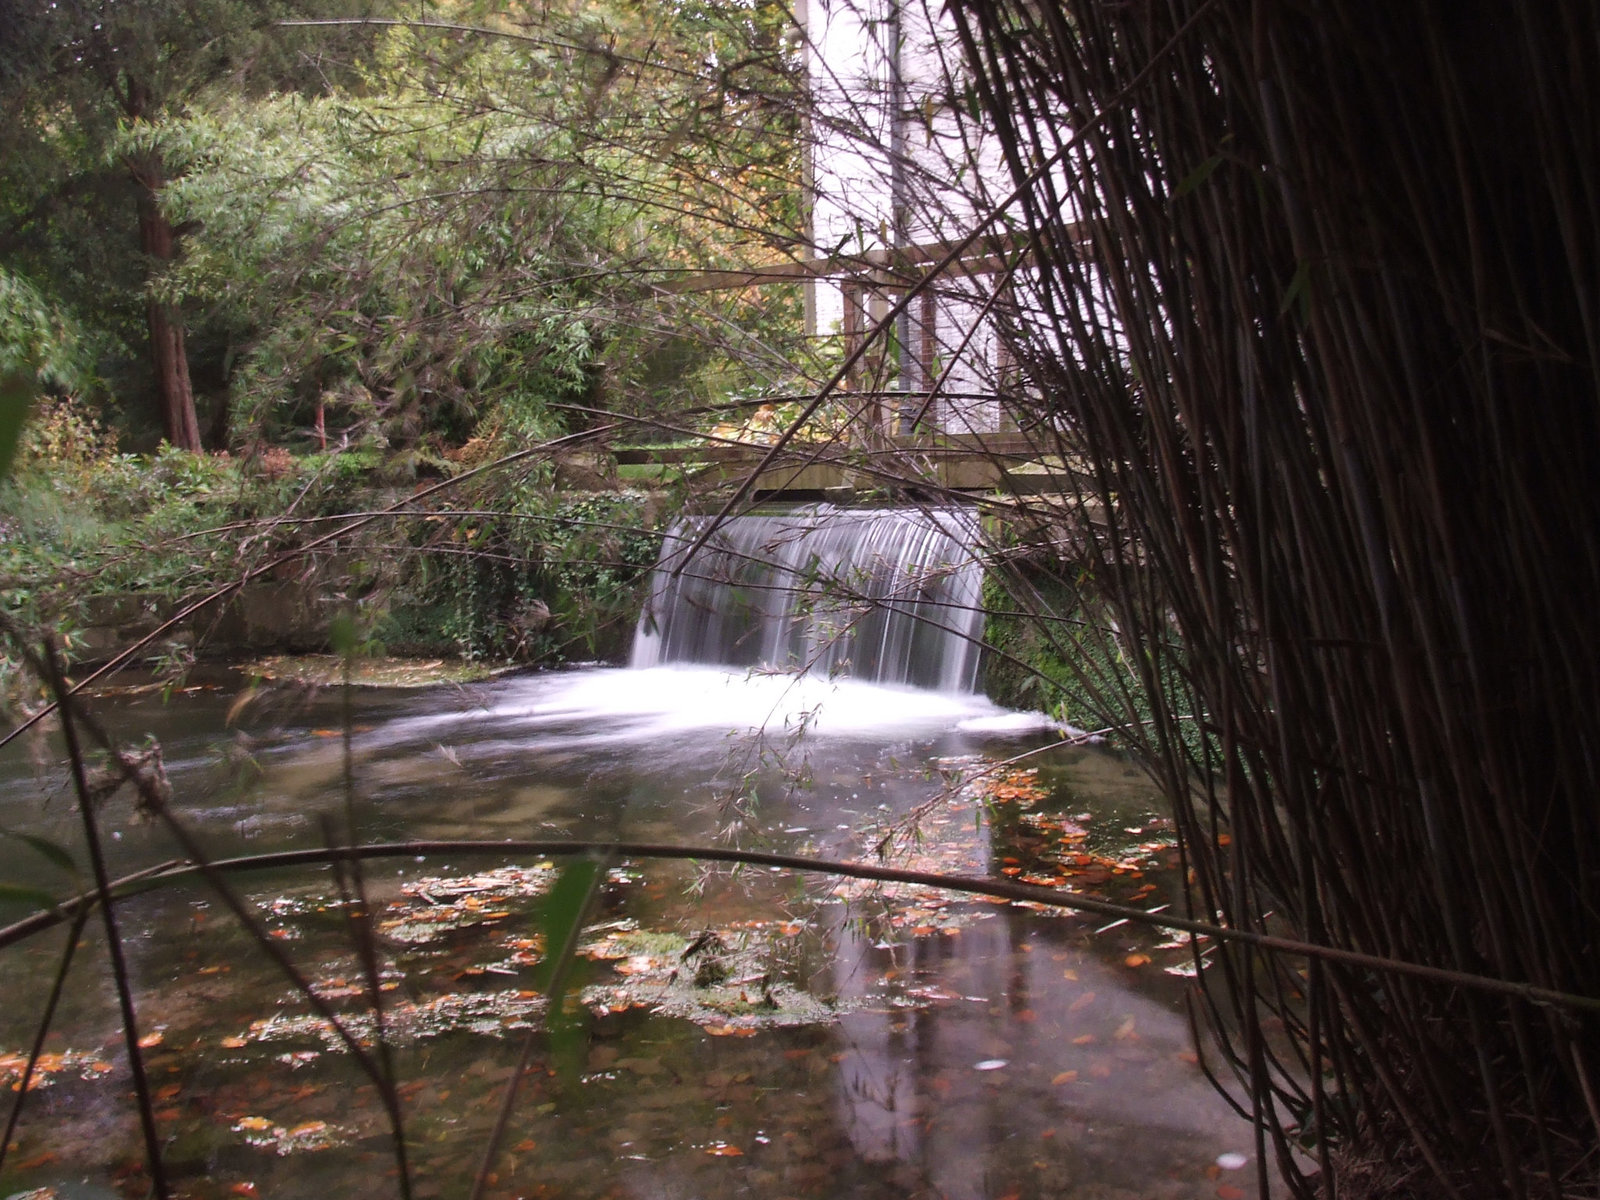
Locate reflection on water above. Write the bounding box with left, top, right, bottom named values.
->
left=0, top=666, right=1261, bottom=1199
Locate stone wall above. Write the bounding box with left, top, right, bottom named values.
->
left=73, top=580, right=339, bottom=667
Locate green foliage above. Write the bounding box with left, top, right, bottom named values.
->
left=2, top=0, right=814, bottom=458
left=982, top=565, right=1210, bottom=761
left=160, top=84, right=604, bottom=450
left=0, top=370, right=29, bottom=484
left=378, top=483, right=664, bottom=664
left=1, top=0, right=802, bottom=681
left=0, top=266, right=91, bottom=392
left=982, top=568, right=1108, bottom=730
left=535, top=854, right=605, bottom=1074
left=0, top=0, right=388, bottom=442
left=0, top=408, right=318, bottom=652
left=0, top=266, right=97, bottom=477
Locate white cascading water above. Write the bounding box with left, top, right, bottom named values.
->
left=630, top=504, right=986, bottom=693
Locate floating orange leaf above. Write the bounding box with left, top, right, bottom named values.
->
left=705, top=1144, right=744, bottom=1157
left=1124, top=953, right=1151, bottom=968
left=137, top=1032, right=164, bottom=1049
left=1050, top=1070, right=1079, bottom=1085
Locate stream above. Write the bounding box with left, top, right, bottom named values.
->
left=0, top=664, right=1260, bottom=1200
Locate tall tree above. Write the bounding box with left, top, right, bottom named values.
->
left=0, top=0, right=381, bottom=449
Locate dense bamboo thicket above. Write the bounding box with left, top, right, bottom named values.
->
left=944, top=2, right=1600, bottom=1195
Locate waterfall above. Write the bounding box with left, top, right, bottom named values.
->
left=631, top=504, right=985, bottom=692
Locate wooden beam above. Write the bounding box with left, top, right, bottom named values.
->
left=648, top=228, right=1084, bottom=295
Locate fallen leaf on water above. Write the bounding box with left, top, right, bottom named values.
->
left=1113, top=1016, right=1138, bottom=1041
left=1217, top=1187, right=1245, bottom=1200
left=138, top=1032, right=164, bottom=1049
left=1050, top=1070, right=1078, bottom=1085
left=513, top=1139, right=537, bottom=1152
left=1069, top=991, right=1097, bottom=1013
left=1072, top=1034, right=1096, bottom=1046
left=220, top=1036, right=248, bottom=1049
left=155, top=1082, right=181, bottom=1100
left=234, top=1116, right=273, bottom=1132
left=705, top=1144, right=744, bottom=1157
left=1124, top=953, right=1151, bottom=968
left=228, top=1184, right=259, bottom=1197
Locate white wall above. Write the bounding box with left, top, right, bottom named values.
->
left=802, top=0, right=1015, bottom=433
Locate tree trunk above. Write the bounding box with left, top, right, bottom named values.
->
left=122, top=76, right=201, bottom=452
left=130, top=159, right=201, bottom=451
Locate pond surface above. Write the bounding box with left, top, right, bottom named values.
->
left=0, top=665, right=1260, bottom=1200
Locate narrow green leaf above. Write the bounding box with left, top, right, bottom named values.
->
left=536, top=856, right=602, bottom=1074
left=1280, top=259, right=1312, bottom=320
left=0, top=882, right=61, bottom=909
left=329, top=612, right=360, bottom=657
left=0, top=827, right=79, bottom=876
left=536, top=856, right=600, bottom=994
left=1171, top=153, right=1223, bottom=201
left=0, top=367, right=34, bottom=481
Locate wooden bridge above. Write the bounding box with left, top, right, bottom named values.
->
left=610, top=432, right=1087, bottom=497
